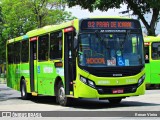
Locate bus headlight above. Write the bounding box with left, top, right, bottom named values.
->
left=80, top=75, right=96, bottom=89
left=80, top=76, right=87, bottom=84
left=138, top=74, right=145, bottom=87
left=88, top=80, right=95, bottom=88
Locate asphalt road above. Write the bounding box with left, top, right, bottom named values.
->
left=0, top=84, right=160, bottom=119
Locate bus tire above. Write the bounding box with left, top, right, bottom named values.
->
left=108, top=98, right=122, bottom=104
left=20, top=80, right=30, bottom=100
left=56, top=81, right=71, bottom=106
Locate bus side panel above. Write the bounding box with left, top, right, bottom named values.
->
left=145, top=64, right=151, bottom=84
left=150, top=60, right=160, bottom=84
left=7, top=64, right=16, bottom=90
left=15, top=64, right=21, bottom=90
left=20, top=63, right=30, bottom=93
left=7, top=64, right=12, bottom=88
left=37, top=61, right=55, bottom=96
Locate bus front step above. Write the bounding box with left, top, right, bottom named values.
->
left=31, top=92, right=38, bottom=96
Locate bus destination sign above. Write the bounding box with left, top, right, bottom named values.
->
left=81, top=20, right=138, bottom=30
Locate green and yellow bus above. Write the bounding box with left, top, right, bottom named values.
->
left=144, top=36, right=160, bottom=88
left=6, top=16, right=145, bottom=106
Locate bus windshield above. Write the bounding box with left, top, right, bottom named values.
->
left=78, top=33, right=144, bottom=67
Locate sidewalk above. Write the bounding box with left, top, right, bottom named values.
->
left=0, top=78, right=6, bottom=84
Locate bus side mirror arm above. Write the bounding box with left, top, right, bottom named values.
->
left=73, top=36, right=78, bottom=50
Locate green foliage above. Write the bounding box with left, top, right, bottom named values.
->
left=68, top=0, right=160, bottom=36
left=0, top=7, right=2, bottom=23
left=0, top=0, right=76, bottom=63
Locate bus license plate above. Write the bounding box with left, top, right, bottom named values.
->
left=112, top=89, right=124, bottom=94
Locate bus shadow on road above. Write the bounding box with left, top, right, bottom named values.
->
left=69, top=99, right=160, bottom=109
left=29, top=96, right=160, bottom=109
left=30, top=96, right=58, bottom=105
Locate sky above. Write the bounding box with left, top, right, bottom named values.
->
left=65, top=5, right=128, bottom=18
left=65, top=5, right=160, bottom=35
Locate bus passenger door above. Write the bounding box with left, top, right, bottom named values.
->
left=64, top=28, right=76, bottom=95
left=30, top=37, right=38, bottom=93
left=150, top=42, right=160, bottom=85
left=144, top=44, right=151, bottom=84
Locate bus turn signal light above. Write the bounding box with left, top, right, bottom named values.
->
left=54, top=62, right=63, bottom=67
left=144, top=42, right=150, bottom=46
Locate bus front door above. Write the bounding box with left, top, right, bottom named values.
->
left=64, top=31, right=76, bottom=95
left=30, top=38, right=38, bottom=93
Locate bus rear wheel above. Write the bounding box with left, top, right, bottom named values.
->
left=108, top=98, right=122, bottom=104
left=20, top=80, right=31, bottom=100
left=56, top=81, right=71, bottom=106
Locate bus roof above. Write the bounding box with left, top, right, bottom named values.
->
left=14, top=36, right=23, bottom=42
left=26, top=19, right=79, bottom=38
left=7, top=19, right=78, bottom=44
left=7, top=35, right=28, bottom=44
left=144, top=36, right=160, bottom=42
left=7, top=16, right=138, bottom=44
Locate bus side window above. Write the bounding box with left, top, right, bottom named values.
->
left=38, top=34, right=49, bottom=61
left=7, top=43, right=14, bottom=64
left=50, top=31, right=62, bottom=60
left=145, top=46, right=149, bottom=63
left=145, top=54, right=149, bottom=63
left=21, top=40, right=29, bottom=63
left=152, top=42, right=160, bottom=60
left=14, top=42, right=21, bottom=64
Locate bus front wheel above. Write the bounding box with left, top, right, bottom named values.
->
left=20, top=80, right=30, bottom=100
left=56, top=81, right=71, bottom=106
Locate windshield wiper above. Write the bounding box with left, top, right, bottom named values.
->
left=95, top=30, right=109, bottom=50
left=121, top=30, right=131, bottom=50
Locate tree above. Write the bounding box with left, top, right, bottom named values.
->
left=1, top=0, right=37, bottom=38
left=1, top=0, right=75, bottom=36
left=68, top=0, right=160, bottom=36
left=0, top=6, right=5, bottom=63
left=0, top=6, right=2, bottom=23
left=0, top=0, right=76, bottom=63
left=25, top=0, right=76, bottom=27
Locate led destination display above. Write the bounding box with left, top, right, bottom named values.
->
left=81, top=19, right=139, bottom=30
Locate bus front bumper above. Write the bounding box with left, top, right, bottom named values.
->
left=76, top=82, right=145, bottom=99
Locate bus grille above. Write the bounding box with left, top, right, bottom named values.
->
left=80, top=66, right=143, bottom=77
left=96, top=84, right=138, bottom=94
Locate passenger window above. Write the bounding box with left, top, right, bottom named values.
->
left=14, top=42, right=21, bottom=64
left=50, top=31, right=62, bottom=59
left=152, top=42, right=160, bottom=60
left=145, top=46, right=149, bottom=63
left=7, top=43, right=14, bottom=64
left=21, top=40, right=29, bottom=63
left=38, top=34, right=49, bottom=61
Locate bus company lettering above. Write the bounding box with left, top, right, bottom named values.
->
left=126, top=79, right=136, bottom=83
left=43, top=67, right=53, bottom=73
left=98, top=80, right=110, bottom=85
left=86, top=58, right=105, bottom=64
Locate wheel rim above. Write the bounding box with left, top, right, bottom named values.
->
left=58, top=86, right=65, bottom=104
left=21, top=85, right=25, bottom=97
